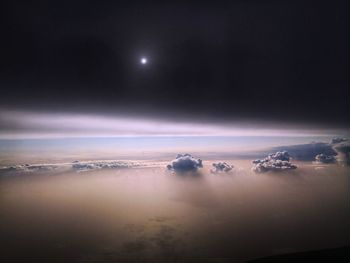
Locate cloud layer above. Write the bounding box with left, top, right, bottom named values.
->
left=0, top=160, right=140, bottom=175
left=72, top=161, right=134, bottom=171
left=0, top=164, right=60, bottom=174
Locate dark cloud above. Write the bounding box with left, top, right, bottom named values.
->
left=211, top=162, right=234, bottom=174
left=252, top=151, right=297, bottom=173
left=269, top=139, right=350, bottom=166
left=271, top=142, right=337, bottom=161
left=332, top=141, right=350, bottom=166
left=331, top=138, right=348, bottom=144
left=314, top=154, right=336, bottom=164
left=166, top=154, right=203, bottom=174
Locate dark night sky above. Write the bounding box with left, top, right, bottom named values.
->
left=1, top=0, right=349, bottom=125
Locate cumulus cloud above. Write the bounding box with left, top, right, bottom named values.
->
left=332, top=140, right=350, bottom=166
left=252, top=151, right=297, bottom=173
left=166, top=154, right=203, bottom=173
left=211, top=162, right=234, bottom=174
left=314, top=154, right=336, bottom=164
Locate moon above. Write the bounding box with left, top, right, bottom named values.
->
left=140, top=57, right=147, bottom=64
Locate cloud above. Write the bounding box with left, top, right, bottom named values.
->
left=0, top=160, right=140, bottom=176
left=269, top=138, right=350, bottom=166
left=266, top=151, right=291, bottom=161
left=211, top=162, right=234, bottom=174
left=252, top=151, right=297, bottom=173
left=0, top=164, right=60, bottom=175
left=330, top=137, right=348, bottom=144
left=271, top=142, right=336, bottom=161
left=71, top=160, right=134, bottom=171
left=314, top=154, right=336, bottom=164
left=332, top=141, right=350, bottom=166
left=166, top=154, right=203, bottom=173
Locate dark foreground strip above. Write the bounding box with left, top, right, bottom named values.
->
left=247, top=246, right=350, bottom=263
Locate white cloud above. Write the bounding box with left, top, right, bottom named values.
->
left=252, top=151, right=297, bottom=173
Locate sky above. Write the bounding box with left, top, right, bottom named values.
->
left=1, top=108, right=348, bottom=164
left=1, top=0, right=349, bottom=127
left=2, top=3, right=350, bottom=262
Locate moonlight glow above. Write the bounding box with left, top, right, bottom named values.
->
left=141, top=57, right=147, bottom=64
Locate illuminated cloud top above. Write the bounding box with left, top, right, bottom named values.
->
left=252, top=151, right=297, bottom=173
left=167, top=154, right=203, bottom=173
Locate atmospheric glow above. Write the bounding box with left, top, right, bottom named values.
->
left=0, top=110, right=344, bottom=139
left=141, top=57, right=147, bottom=64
